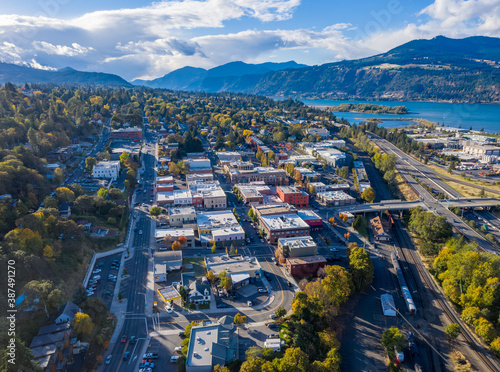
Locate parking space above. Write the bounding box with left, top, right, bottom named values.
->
left=86, top=253, right=123, bottom=309
left=238, top=324, right=282, bottom=360
left=148, top=333, right=184, bottom=372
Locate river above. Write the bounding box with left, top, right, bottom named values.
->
left=299, top=99, right=500, bottom=134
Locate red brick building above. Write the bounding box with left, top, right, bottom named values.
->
left=110, top=127, right=143, bottom=139
left=297, top=210, right=323, bottom=231
left=286, top=255, right=327, bottom=277
left=276, top=186, right=309, bottom=209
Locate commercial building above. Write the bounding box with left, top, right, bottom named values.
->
left=259, top=213, right=310, bottom=244
left=186, top=158, right=213, bottom=174
left=205, top=254, right=262, bottom=286
left=186, top=317, right=238, bottom=372
left=276, top=186, right=309, bottom=209
left=154, top=251, right=183, bottom=282
left=223, top=161, right=254, bottom=173
left=168, top=206, right=197, bottom=227
left=252, top=203, right=297, bottom=218
left=197, top=210, right=245, bottom=246
left=370, top=216, right=391, bottom=242
left=305, top=127, right=330, bottom=139
left=286, top=255, right=327, bottom=277
left=228, top=166, right=287, bottom=185
left=110, top=127, right=143, bottom=139
left=217, top=151, right=242, bottom=164
left=92, top=160, right=120, bottom=180
left=189, top=181, right=227, bottom=209
left=316, top=191, right=356, bottom=206
left=186, top=173, right=214, bottom=184
left=297, top=209, right=323, bottom=230
left=463, top=142, right=500, bottom=157
left=156, top=175, right=174, bottom=192
left=353, top=161, right=371, bottom=192
left=155, top=228, right=195, bottom=248
left=308, top=182, right=326, bottom=193
left=278, top=236, right=317, bottom=258
left=326, top=183, right=351, bottom=193
left=235, top=182, right=271, bottom=205
left=300, top=140, right=349, bottom=167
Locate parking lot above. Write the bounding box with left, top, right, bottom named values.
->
left=86, top=253, right=123, bottom=309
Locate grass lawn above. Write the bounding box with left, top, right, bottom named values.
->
left=182, top=257, right=207, bottom=277
left=442, top=180, right=497, bottom=199
left=428, top=164, right=500, bottom=193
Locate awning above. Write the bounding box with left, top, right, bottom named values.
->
left=230, top=272, right=250, bottom=285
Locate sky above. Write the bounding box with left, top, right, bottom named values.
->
left=0, top=0, right=499, bottom=81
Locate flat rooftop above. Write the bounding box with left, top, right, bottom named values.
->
left=169, top=206, right=196, bottom=215
left=205, top=254, right=261, bottom=276
left=278, top=236, right=317, bottom=249
left=197, top=210, right=240, bottom=230
left=260, top=214, right=309, bottom=231
left=254, top=203, right=296, bottom=216
left=187, top=324, right=220, bottom=368
left=297, top=209, right=322, bottom=221
left=155, top=228, right=195, bottom=239
left=287, top=255, right=327, bottom=265
left=317, top=191, right=355, bottom=200
left=278, top=186, right=304, bottom=194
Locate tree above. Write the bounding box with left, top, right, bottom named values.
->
left=361, top=187, right=376, bottom=203
left=82, top=297, right=108, bottom=326
left=72, top=285, right=88, bottom=306
left=229, top=243, right=237, bottom=255
left=349, top=247, right=374, bottom=291
left=172, top=241, right=181, bottom=251
left=475, top=317, right=495, bottom=343
left=207, top=270, right=216, bottom=283
left=150, top=206, right=161, bottom=216
left=213, top=365, right=230, bottom=372
left=329, top=216, right=336, bottom=225
left=22, top=280, right=56, bottom=318
left=381, top=328, right=405, bottom=353
left=0, top=337, right=43, bottom=372
left=55, top=187, right=75, bottom=202
left=178, top=161, right=190, bottom=175
left=275, top=347, right=310, bottom=372
left=234, top=313, right=247, bottom=325
left=74, top=195, right=93, bottom=214
left=211, top=244, right=217, bottom=254
left=339, top=213, right=349, bottom=223
left=43, top=196, right=59, bottom=209
left=119, top=150, right=129, bottom=166
left=42, top=245, right=55, bottom=261
left=448, top=161, right=457, bottom=174
left=85, top=156, right=97, bottom=174
left=240, top=356, right=264, bottom=372
left=445, top=323, right=460, bottom=341
left=275, top=306, right=286, bottom=318
left=53, top=167, right=65, bottom=184
left=169, top=162, right=180, bottom=176
left=178, top=235, right=188, bottom=245
left=248, top=209, right=254, bottom=220
left=97, top=188, right=109, bottom=199
left=344, top=232, right=350, bottom=241
left=491, top=338, right=500, bottom=357
left=72, top=312, right=94, bottom=335
left=108, top=188, right=123, bottom=200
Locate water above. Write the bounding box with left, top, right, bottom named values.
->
left=299, top=98, right=500, bottom=134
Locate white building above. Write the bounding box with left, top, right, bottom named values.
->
left=93, top=160, right=120, bottom=180
left=197, top=210, right=245, bottom=246
left=168, top=207, right=197, bottom=227
left=217, top=151, right=242, bottom=164
left=155, top=228, right=195, bottom=248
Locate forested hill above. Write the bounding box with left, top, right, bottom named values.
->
left=247, top=36, right=500, bottom=103
left=0, top=63, right=131, bottom=87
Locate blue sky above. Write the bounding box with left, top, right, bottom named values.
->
left=0, top=0, right=499, bottom=80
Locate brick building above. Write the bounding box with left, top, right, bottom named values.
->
left=276, top=186, right=309, bottom=208
left=286, top=255, right=327, bottom=277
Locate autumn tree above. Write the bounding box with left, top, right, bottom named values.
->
left=172, top=241, right=181, bottom=251
left=445, top=323, right=460, bottom=341
left=178, top=235, right=188, bottom=245
left=85, top=156, right=97, bottom=173
left=150, top=206, right=161, bottom=216
left=207, top=270, right=216, bottom=283
left=234, top=313, right=247, bottom=325
left=72, top=312, right=94, bottom=335
left=55, top=187, right=75, bottom=202
left=381, top=327, right=405, bottom=354
left=361, top=187, right=376, bottom=203
left=349, top=246, right=374, bottom=291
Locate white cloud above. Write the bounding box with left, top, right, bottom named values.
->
left=0, top=0, right=499, bottom=81
left=33, top=41, right=94, bottom=56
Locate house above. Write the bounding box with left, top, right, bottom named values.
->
left=370, top=216, right=392, bottom=242
left=205, top=254, right=262, bottom=288
left=184, top=274, right=211, bottom=304
left=55, top=302, right=80, bottom=324
left=59, top=202, right=71, bottom=218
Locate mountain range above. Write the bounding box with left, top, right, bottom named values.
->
left=1, top=36, right=500, bottom=102
left=0, top=64, right=130, bottom=87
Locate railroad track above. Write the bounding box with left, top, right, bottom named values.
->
left=394, top=217, right=500, bottom=372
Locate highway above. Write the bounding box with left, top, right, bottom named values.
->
left=372, top=135, right=499, bottom=253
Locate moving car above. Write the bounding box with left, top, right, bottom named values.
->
left=121, top=335, right=127, bottom=343
left=105, top=355, right=112, bottom=364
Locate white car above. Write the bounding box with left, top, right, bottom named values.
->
left=174, top=347, right=182, bottom=352
left=105, top=355, right=112, bottom=365
left=166, top=306, right=173, bottom=313
left=258, top=288, right=268, bottom=293
left=92, top=269, right=101, bottom=274
left=139, top=230, right=143, bottom=235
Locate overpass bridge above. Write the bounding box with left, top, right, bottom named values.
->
left=330, top=198, right=500, bottom=214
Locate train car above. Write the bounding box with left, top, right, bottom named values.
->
left=391, top=252, right=417, bottom=315
left=401, top=286, right=417, bottom=315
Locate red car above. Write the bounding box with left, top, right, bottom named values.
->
left=121, top=335, right=127, bottom=343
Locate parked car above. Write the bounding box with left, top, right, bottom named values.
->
left=170, top=356, right=180, bottom=363
left=174, top=347, right=182, bottom=352
left=258, top=288, right=268, bottom=293
left=105, top=355, right=112, bottom=364
left=143, top=353, right=159, bottom=359
left=216, top=303, right=228, bottom=308
left=92, top=269, right=101, bottom=274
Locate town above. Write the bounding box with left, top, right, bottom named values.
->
left=2, top=86, right=500, bottom=372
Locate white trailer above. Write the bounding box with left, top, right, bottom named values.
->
left=381, top=294, right=397, bottom=317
